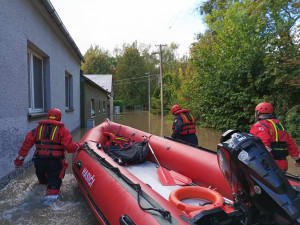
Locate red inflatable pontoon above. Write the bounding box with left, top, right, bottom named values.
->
left=73, top=120, right=300, bottom=225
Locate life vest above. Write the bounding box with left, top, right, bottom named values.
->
left=34, top=120, right=65, bottom=158
left=258, top=119, right=288, bottom=160
left=103, top=132, right=132, bottom=149
left=172, top=109, right=196, bottom=135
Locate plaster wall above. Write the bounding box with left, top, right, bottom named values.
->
left=81, top=81, right=109, bottom=127
left=0, top=0, right=81, bottom=181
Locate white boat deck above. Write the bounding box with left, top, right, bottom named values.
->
left=124, top=161, right=179, bottom=200
left=124, top=161, right=207, bottom=206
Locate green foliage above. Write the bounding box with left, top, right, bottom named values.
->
left=81, top=2, right=300, bottom=144
left=113, top=100, right=124, bottom=112
left=114, top=45, right=147, bottom=109
left=150, top=44, right=191, bottom=116
left=111, top=42, right=161, bottom=110
left=285, top=105, right=300, bottom=145
left=185, top=0, right=300, bottom=138
left=150, top=97, right=161, bottom=114
left=82, top=45, right=116, bottom=74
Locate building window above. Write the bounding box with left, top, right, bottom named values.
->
left=103, top=100, right=106, bottom=114
left=98, top=100, right=101, bottom=113
left=28, top=50, right=44, bottom=113
left=91, top=99, right=95, bottom=118
left=65, top=73, right=73, bottom=110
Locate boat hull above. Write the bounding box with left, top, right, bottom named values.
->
left=73, top=120, right=300, bottom=225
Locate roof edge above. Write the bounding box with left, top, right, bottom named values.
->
left=82, top=75, right=109, bottom=93
left=41, top=0, right=85, bottom=63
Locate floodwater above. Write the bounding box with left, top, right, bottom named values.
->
left=1, top=111, right=299, bottom=225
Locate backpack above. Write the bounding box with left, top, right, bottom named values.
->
left=104, top=140, right=148, bottom=165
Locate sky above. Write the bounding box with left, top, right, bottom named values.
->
left=50, top=0, right=206, bottom=57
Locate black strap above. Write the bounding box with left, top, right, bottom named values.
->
left=31, top=128, right=36, bottom=136
left=36, top=148, right=64, bottom=151
left=43, top=124, right=53, bottom=139
left=257, top=121, right=269, bottom=129
left=136, top=184, right=171, bottom=219
left=35, top=141, right=62, bottom=145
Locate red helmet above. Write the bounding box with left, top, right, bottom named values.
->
left=255, top=102, right=273, bottom=114
left=47, top=108, right=62, bottom=121
left=171, top=105, right=181, bottom=115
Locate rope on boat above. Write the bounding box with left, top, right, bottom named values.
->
left=136, top=184, right=171, bottom=219
left=105, top=118, right=113, bottom=133
left=83, top=143, right=172, bottom=221
left=109, top=167, right=171, bottom=220
left=163, top=136, right=216, bottom=154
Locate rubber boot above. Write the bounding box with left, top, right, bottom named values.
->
left=36, top=181, right=48, bottom=186
left=44, top=188, right=60, bottom=200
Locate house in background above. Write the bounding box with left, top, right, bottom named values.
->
left=0, top=0, right=84, bottom=186
left=81, top=74, right=113, bottom=127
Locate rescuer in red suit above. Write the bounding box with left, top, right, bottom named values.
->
left=250, top=102, right=300, bottom=171
left=171, top=105, right=198, bottom=146
left=14, top=108, right=82, bottom=199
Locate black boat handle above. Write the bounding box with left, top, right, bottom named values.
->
left=119, top=214, right=136, bottom=225
left=75, top=160, right=83, bottom=170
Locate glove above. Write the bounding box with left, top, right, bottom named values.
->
left=14, top=155, right=25, bottom=169
left=76, top=142, right=83, bottom=151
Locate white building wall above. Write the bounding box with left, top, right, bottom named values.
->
left=0, top=0, right=82, bottom=181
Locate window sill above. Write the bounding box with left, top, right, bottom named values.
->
left=28, top=112, right=47, bottom=119
left=65, top=108, right=74, bottom=113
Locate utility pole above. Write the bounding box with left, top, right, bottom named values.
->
left=145, top=72, right=150, bottom=111
left=154, top=44, right=166, bottom=116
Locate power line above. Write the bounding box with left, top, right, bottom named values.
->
left=168, top=1, right=200, bottom=30
left=114, top=77, right=158, bottom=85
left=114, top=74, right=159, bottom=83
left=168, top=9, right=185, bottom=30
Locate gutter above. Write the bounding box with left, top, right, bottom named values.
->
left=41, top=0, right=85, bottom=63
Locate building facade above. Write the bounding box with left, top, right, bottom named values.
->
left=0, top=0, right=84, bottom=186
left=81, top=74, right=113, bottom=127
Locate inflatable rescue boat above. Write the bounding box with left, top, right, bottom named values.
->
left=73, top=119, right=300, bottom=225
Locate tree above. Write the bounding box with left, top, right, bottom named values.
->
left=186, top=0, right=300, bottom=135
left=114, top=45, right=147, bottom=109
left=150, top=43, right=192, bottom=115
left=81, top=45, right=116, bottom=74
left=188, top=1, right=265, bottom=130
left=257, top=0, right=300, bottom=115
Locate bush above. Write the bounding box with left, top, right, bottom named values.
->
left=285, top=105, right=300, bottom=145
left=113, top=100, right=124, bottom=112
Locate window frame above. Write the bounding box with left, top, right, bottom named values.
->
left=27, top=49, right=45, bottom=114
left=98, top=100, right=101, bottom=114
left=102, top=100, right=106, bottom=114
left=91, top=99, right=95, bottom=118
left=65, top=72, right=73, bottom=110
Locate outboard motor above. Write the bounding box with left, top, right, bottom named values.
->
left=217, top=130, right=300, bottom=225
